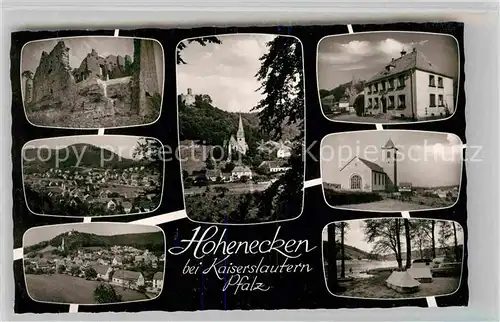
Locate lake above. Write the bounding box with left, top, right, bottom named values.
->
left=335, top=260, right=399, bottom=278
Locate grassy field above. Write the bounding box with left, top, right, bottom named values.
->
left=338, top=199, right=434, bottom=211
left=333, top=271, right=460, bottom=299
left=26, top=274, right=148, bottom=304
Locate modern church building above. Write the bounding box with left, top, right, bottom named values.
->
left=338, top=139, right=399, bottom=192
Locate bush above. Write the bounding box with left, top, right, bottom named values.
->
left=93, top=283, right=123, bottom=303
left=324, top=188, right=383, bottom=206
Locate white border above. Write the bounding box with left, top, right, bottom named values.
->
left=20, top=35, right=165, bottom=130
left=320, top=217, right=465, bottom=301
left=316, top=31, right=461, bottom=126
left=319, top=129, right=465, bottom=213
left=21, top=221, right=167, bottom=306
left=175, top=33, right=307, bottom=226
left=20, top=134, right=166, bottom=218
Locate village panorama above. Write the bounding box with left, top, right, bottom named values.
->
left=23, top=223, right=165, bottom=305
left=23, top=135, right=163, bottom=217
left=177, top=33, right=304, bottom=224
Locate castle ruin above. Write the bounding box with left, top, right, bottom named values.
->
left=22, top=38, right=161, bottom=128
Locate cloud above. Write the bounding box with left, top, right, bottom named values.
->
left=177, top=34, right=277, bottom=113
left=319, top=37, right=431, bottom=72
left=340, top=40, right=372, bottom=56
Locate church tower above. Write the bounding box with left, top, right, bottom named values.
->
left=382, top=138, right=398, bottom=192
left=236, top=114, right=248, bottom=155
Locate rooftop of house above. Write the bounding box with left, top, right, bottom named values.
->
left=153, top=272, right=164, bottom=281
left=259, top=160, right=288, bottom=168
left=91, top=265, right=110, bottom=275
left=366, top=48, right=451, bottom=84
left=340, top=156, right=386, bottom=173
left=232, top=166, right=252, bottom=172
left=113, top=269, right=142, bottom=281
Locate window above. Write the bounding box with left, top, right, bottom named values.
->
left=438, top=94, right=444, bottom=106
left=388, top=79, right=394, bottom=90
left=350, top=174, right=362, bottom=190
left=367, top=86, right=371, bottom=94
left=388, top=96, right=395, bottom=109
left=438, top=77, right=443, bottom=88
left=374, top=97, right=379, bottom=109
left=373, top=83, right=378, bottom=93
left=397, top=95, right=406, bottom=109
left=429, top=75, right=435, bottom=87
left=398, top=75, right=405, bottom=88
left=367, top=98, right=372, bottom=108
left=381, top=81, right=386, bottom=91
left=430, top=94, right=436, bottom=107
left=386, top=151, right=391, bottom=159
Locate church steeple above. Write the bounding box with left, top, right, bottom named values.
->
left=382, top=138, right=398, bottom=192
left=237, top=114, right=245, bottom=139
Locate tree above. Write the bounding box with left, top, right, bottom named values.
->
left=132, top=137, right=164, bottom=163
left=177, top=37, right=222, bottom=64
left=404, top=219, right=412, bottom=269
left=363, top=219, right=403, bottom=270
left=412, top=220, right=435, bottom=259
left=337, top=222, right=350, bottom=278
left=395, top=219, right=403, bottom=270
left=93, top=284, right=123, bottom=304
left=57, top=264, right=66, bottom=274
left=253, top=36, right=304, bottom=139
left=327, top=223, right=338, bottom=291
left=70, top=266, right=80, bottom=276
left=85, top=267, right=98, bottom=280
left=251, top=35, right=304, bottom=223
left=319, top=89, right=331, bottom=98
left=438, top=221, right=462, bottom=262
left=205, top=156, right=215, bottom=170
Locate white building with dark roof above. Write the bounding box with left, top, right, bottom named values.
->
left=363, top=48, right=455, bottom=120
left=111, top=270, right=145, bottom=289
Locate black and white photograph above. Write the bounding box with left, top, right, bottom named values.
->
left=22, top=135, right=164, bottom=217
left=176, top=34, right=304, bottom=224
left=21, top=36, right=164, bottom=128
left=321, top=130, right=462, bottom=212
left=322, top=218, right=464, bottom=299
left=23, top=223, right=165, bottom=305
left=317, top=32, right=458, bottom=124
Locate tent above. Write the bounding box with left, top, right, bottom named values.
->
left=385, top=271, right=420, bottom=293
left=408, top=267, right=433, bottom=283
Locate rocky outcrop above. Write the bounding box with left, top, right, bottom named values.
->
left=131, top=39, right=160, bottom=117
left=72, top=48, right=132, bottom=83
left=24, top=38, right=160, bottom=127
left=30, top=41, right=76, bottom=108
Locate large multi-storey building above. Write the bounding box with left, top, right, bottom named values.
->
left=363, top=48, right=455, bottom=120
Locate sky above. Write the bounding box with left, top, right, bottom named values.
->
left=176, top=34, right=277, bottom=113
left=21, top=37, right=164, bottom=91
left=321, top=131, right=463, bottom=188
left=24, top=223, right=162, bottom=247
left=318, top=32, right=459, bottom=90
left=23, top=135, right=153, bottom=160
left=321, top=219, right=464, bottom=254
